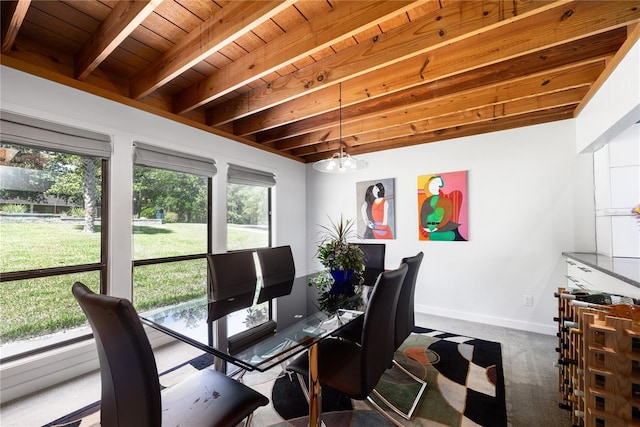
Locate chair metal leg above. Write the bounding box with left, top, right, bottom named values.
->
left=371, top=358, right=428, bottom=420
left=280, top=360, right=295, bottom=380
left=296, top=372, right=311, bottom=402
left=289, top=355, right=425, bottom=424
left=243, top=413, right=253, bottom=427
left=230, top=368, right=248, bottom=383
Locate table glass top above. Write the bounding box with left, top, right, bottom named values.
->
left=140, top=274, right=364, bottom=372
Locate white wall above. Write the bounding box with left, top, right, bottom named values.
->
left=306, top=120, right=595, bottom=335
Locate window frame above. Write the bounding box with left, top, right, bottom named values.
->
left=226, top=164, right=275, bottom=251
left=131, top=143, right=214, bottom=308
left=215, top=167, right=274, bottom=367
left=0, top=157, right=109, bottom=363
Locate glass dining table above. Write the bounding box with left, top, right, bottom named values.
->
left=140, top=273, right=364, bottom=427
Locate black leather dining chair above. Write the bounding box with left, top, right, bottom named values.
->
left=332, top=251, right=426, bottom=419
left=255, top=245, right=296, bottom=377
left=207, top=250, right=258, bottom=325
left=207, top=250, right=260, bottom=375
left=286, top=264, right=408, bottom=426
left=332, top=243, right=385, bottom=342
left=354, top=242, right=386, bottom=287
left=386, top=252, right=426, bottom=419
left=255, top=245, right=295, bottom=303
left=394, top=252, right=424, bottom=349
left=71, top=282, right=269, bottom=427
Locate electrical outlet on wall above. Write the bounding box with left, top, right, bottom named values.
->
left=523, top=295, right=534, bottom=306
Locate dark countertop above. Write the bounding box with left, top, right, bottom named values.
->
left=563, top=252, right=640, bottom=288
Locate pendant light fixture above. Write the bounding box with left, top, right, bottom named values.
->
left=312, top=83, right=368, bottom=173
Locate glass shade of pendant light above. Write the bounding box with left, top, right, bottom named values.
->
left=312, top=143, right=368, bottom=173
left=312, top=83, right=368, bottom=173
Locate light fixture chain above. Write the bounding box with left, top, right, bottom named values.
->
left=312, top=81, right=367, bottom=173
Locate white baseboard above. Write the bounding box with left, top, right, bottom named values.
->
left=415, top=304, right=556, bottom=336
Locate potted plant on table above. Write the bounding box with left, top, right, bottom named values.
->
left=311, top=215, right=365, bottom=295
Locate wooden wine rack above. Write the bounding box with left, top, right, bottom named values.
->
left=556, top=287, right=583, bottom=425
left=556, top=287, right=640, bottom=427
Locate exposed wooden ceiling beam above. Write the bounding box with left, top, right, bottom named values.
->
left=355, top=86, right=587, bottom=147
left=278, top=59, right=605, bottom=149
left=1, top=0, right=31, bottom=55
left=300, top=106, right=577, bottom=162
left=276, top=82, right=584, bottom=157
left=255, top=28, right=625, bottom=144
left=358, top=106, right=577, bottom=155
left=4, top=1, right=638, bottom=164
left=130, top=0, right=295, bottom=100
left=277, top=58, right=600, bottom=155
left=172, top=0, right=420, bottom=114
left=352, top=106, right=577, bottom=154
left=232, top=0, right=640, bottom=138
left=74, top=0, right=162, bottom=81
left=208, top=0, right=553, bottom=128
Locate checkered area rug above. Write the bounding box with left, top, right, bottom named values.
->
left=270, top=327, right=507, bottom=426
left=396, top=327, right=507, bottom=426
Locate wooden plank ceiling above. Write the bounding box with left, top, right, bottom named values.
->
left=1, top=0, right=639, bottom=163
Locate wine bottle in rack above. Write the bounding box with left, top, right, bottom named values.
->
left=558, top=289, right=637, bottom=305
left=556, top=291, right=610, bottom=304
left=570, top=300, right=640, bottom=324
left=557, top=357, right=578, bottom=366
left=558, top=402, right=572, bottom=410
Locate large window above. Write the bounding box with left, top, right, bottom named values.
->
left=132, top=143, right=214, bottom=312
left=226, top=164, right=274, bottom=251
left=0, top=111, right=110, bottom=360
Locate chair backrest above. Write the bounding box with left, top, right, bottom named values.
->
left=72, top=282, right=161, bottom=427
left=359, top=264, right=407, bottom=395
left=394, top=252, right=424, bottom=349
left=354, top=243, right=385, bottom=286
left=255, top=245, right=295, bottom=303
left=207, top=250, right=257, bottom=322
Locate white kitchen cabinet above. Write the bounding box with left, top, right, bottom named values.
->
left=593, top=124, right=640, bottom=258
left=593, top=144, right=611, bottom=212
left=564, top=253, right=640, bottom=299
